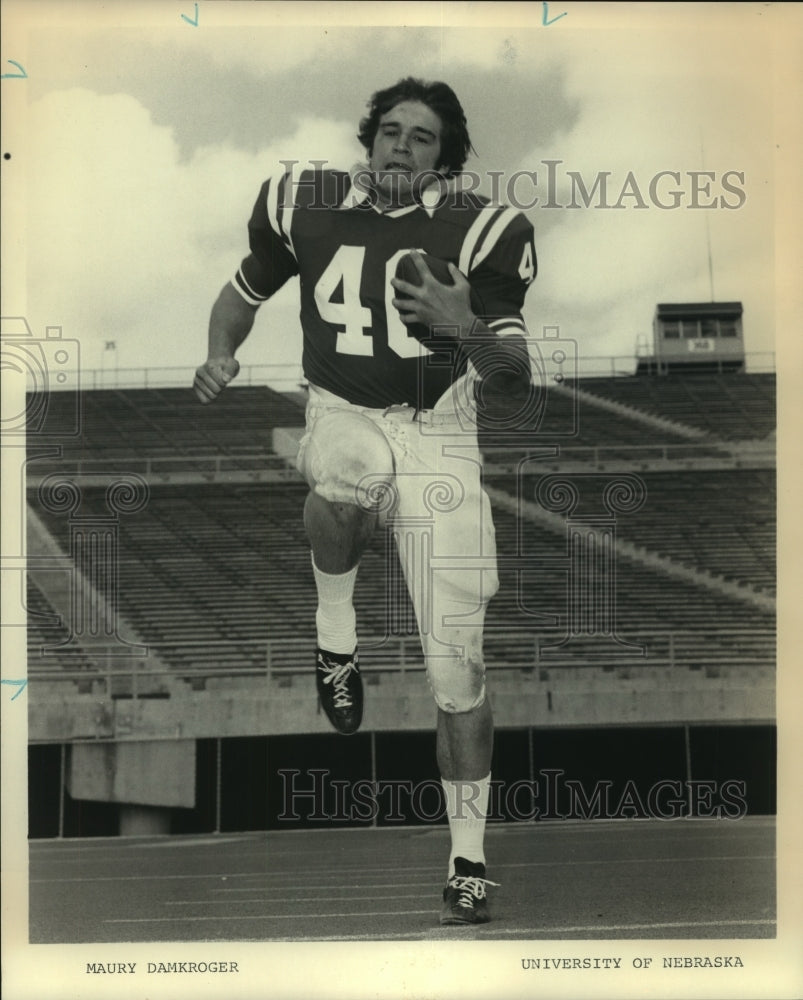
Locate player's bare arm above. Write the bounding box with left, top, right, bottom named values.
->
left=193, top=283, right=258, bottom=404
left=390, top=250, right=532, bottom=394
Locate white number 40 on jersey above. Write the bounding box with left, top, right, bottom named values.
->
left=315, top=243, right=534, bottom=358
left=314, top=245, right=430, bottom=359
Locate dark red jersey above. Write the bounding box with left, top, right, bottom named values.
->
left=231, top=166, right=536, bottom=409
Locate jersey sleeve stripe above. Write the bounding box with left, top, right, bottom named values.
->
left=488, top=317, right=528, bottom=337
left=458, top=206, right=500, bottom=275
left=232, top=270, right=268, bottom=305
left=281, top=167, right=298, bottom=257
left=266, top=175, right=282, bottom=240
left=266, top=171, right=298, bottom=260
left=470, top=207, right=520, bottom=272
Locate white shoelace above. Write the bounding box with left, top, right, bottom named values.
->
left=318, top=657, right=358, bottom=708
left=449, top=875, right=500, bottom=908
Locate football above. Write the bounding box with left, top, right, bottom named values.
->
left=394, top=252, right=484, bottom=342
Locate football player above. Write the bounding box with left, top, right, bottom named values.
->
left=194, top=77, right=537, bottom=925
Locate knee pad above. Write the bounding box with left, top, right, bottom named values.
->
left=431, top=567, right=499, bottom=608
left=298, top=409, right=395, bottom=508
left=425, top=641, right=487, bottom=714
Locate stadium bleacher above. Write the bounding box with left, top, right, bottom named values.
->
left=29, top=475, right=775, bottom=684
left=28, top=385, right=306, bottom=473
left=26, top=579, right=102, bottom=691
left=24, top=367, right=777, bottom=838
left=31, top=375, right=765, bottom=475
left=27, top=376, right=776, bottom=666
left=500, top=467, right=776, bottom=595
left=569, top=372, right=776, bottom=441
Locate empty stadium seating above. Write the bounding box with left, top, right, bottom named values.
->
left=497, top=467, right=776, bottom=595
left=28, top=371, right=777, bottom=478
left=23, top=369, right=777, bottom=845
left=570, top=373, right=776, bottom=441
left=26, top=579, right=101, bottom=691
left=29, top=478, right=775, bottom=684
left=27, top=385, right=306, bottom=475
left=26, top=371, right=776, bottom=691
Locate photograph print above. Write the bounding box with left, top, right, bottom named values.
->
left=3, top=3, right=800, bottom=999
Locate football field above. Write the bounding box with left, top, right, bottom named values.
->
left=29, top=815, right=775, bottom=943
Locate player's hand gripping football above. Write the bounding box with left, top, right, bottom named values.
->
left=193, top=356, right=240, bottom=404
left=391, top=250, right=477, bottom=338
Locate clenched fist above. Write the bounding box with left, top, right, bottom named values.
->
left=193, top=356, right=240, bottom=404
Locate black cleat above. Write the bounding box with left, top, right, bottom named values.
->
left=440, top=857, right=499, bottom=925
left=316, top=647, right=363, bottom=735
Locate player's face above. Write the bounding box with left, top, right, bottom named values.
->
left=368, top=101, right=447, bottom=207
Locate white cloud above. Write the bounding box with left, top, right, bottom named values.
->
left=142, top=23, right=376, bottom=78
left=26, top=88, right=355, bottom=376
left=511, top=26, right=775, bottom=363
left=23, top=13, right=777, bottom=388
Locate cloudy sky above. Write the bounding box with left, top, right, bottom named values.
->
left=5, top=2, right=797, bottom=385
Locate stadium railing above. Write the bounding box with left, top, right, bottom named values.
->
left=27, top=627, right=775, bottom=695
left=24, top=441, right=774, bottom=485
left=37, top=352, right=777, bottom=393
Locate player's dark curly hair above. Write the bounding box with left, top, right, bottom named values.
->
left=357, top=77, right=475, bottom=177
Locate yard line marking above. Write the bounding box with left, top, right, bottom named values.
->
left=220, top=917, right=778, bottom=942
left=32, top=854, right=774, bottom=884
left=104, top=910, right=435, bottom=924
left=493, top=854, right=776, bottom=868
left=31, top=876, right=437, bottom=887
left=164, top=893, right=433, bottom=905
left=473, top=918, right=778, bottom=936
left=209, top=879, right=432, bottom=903
left=132, top=837, right=246, bottom=849
left=28, top=815, right=775, bottom=852
left=224, top=853, right=776, bottom=880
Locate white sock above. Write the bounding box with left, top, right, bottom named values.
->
left=441, top=773, right=491, bottom=877
left=312, top=556, right=358, bottom=655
